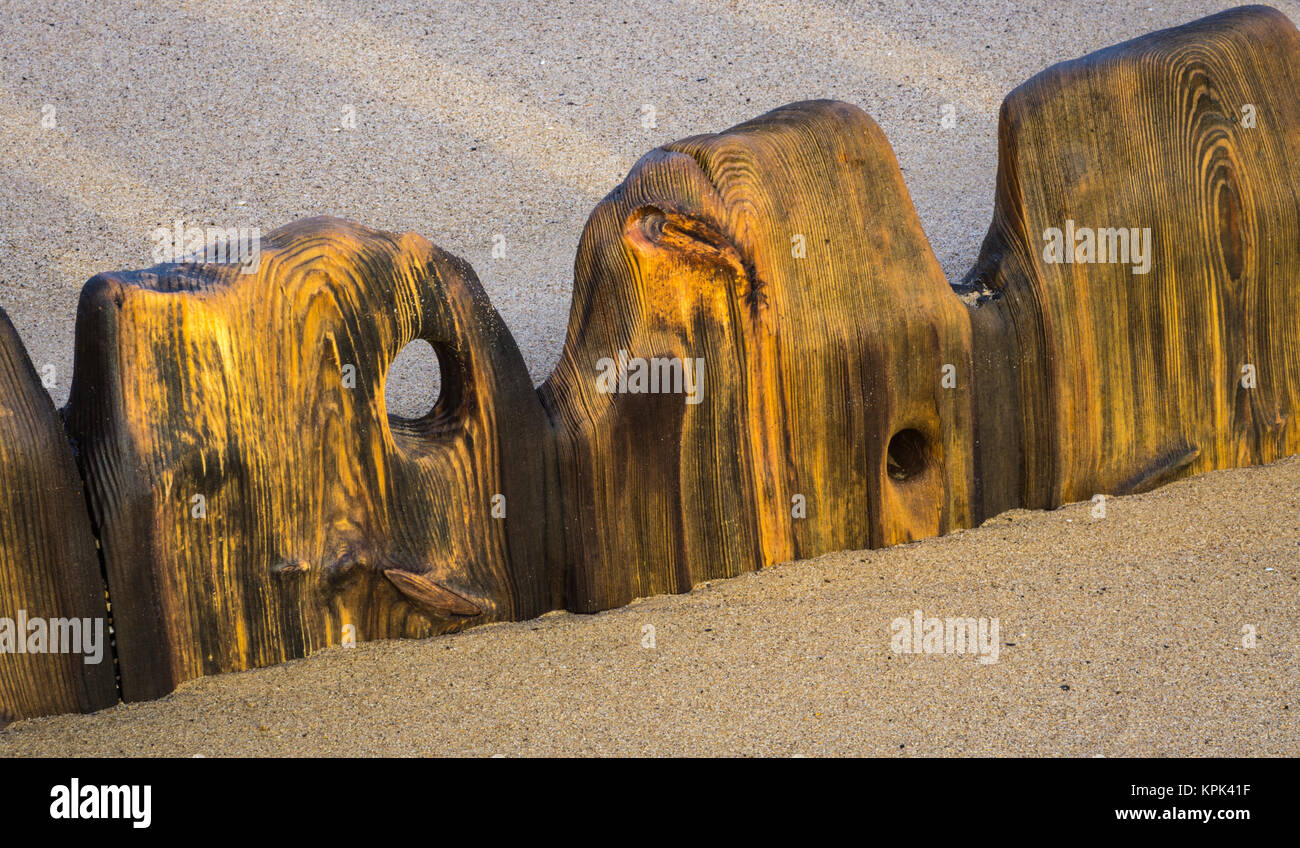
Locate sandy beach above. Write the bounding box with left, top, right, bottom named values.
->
left=0, top=457, right=1295, bottom=756
left=2, top=0, right=1298, bottom=755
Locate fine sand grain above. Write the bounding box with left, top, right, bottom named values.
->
left=1, top=0, right=1298, bottom=756
left=3, top=457, right=1297, bottom=757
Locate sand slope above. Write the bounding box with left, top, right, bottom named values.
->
left=3, top=457, right=1296, bottom=757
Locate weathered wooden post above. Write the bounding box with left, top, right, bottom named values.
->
left=542, top=100, right=975, bottom=612
left=64, top=217, right=561, bottom=701
left=964, top=4, right=1300, bottom=517
left=0, top=307, right=116, bottom=724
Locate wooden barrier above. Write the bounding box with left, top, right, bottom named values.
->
left=0, top=6, right=1294, bottom=712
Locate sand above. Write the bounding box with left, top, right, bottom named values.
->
left=1, top=457, right=1296, bottom=756
left=1, top=0, right=1298, bottom=755
left=6, top=0, right=1297, bottom=402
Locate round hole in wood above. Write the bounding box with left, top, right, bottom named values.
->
left=386, top=338, right=442, bottom=421
left=886, top=428, right=930, bottom=482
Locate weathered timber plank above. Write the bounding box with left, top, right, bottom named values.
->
left=542, top=100, right=975, bottom=613
left=65, top=217, right=561, bottom=701
left=0, top=306, right=116, bottom=724
left=966, top=4, right=1300, bottom=513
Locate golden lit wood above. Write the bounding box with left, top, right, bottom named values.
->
left=64, top=217, right=561, bottom=701
left=965, top=4, right=1300, bottom=517
left=541, top=100, right=974, bottom=612
left=0, top=307, right=116, bottom=724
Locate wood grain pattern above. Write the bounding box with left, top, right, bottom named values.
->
left=65, top=217, right=561, bottom=701
left=965, top=4, right=1300, bottom=516
left=541, top=101, right=974, bottom=613
left=0, top=306, right=116, bottom=724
